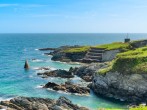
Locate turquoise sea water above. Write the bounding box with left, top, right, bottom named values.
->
left=0, top=33, right=147, bottom=109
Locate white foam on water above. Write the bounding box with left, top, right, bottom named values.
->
left=46, top=88, right=90, bottom=96
left=31, top=59, right=43, bottom=62
left=0, top=97, right=14, bottom=101
left=29, top=75, right=34, bottom=78
left=35, top=49, right=39, bottom=50
left=35, top=85, right=43, bottom=89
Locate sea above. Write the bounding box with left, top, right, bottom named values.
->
left=0, top=33, right=147, bottom=109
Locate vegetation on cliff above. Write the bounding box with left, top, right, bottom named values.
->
left=94, top=42, right=131, bottom=51
left=129, top=105, right=147, bottom=110
left=98, top=46, right=147, bottom=74
left=64, top=42, right=131, bottom=53
left=64, top=46, right=90, bottom=53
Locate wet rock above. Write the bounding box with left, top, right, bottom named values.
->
left=35, top=67, right=50, bottom=71
left=38, top=48, right=56, bottom=51
left=24, top=60, right=30, bottom=69
left=0, top=96, right=89, bottom=110
left=92, top=72, right=147, bottom=104
left=44, top=82, right=90, bottom=95
left=74, top=63, right=108, bottom=82
left=37, top=69, right=74, bottom=78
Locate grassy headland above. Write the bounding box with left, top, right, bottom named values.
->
left=64, top=42, right=131, bottom=53
left=94, top=42, right=131, bottom=51
left=98, top=46, right=147, bottom=74
left=63, top=46, right=90, bottom=53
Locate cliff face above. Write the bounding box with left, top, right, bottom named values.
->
left=92, top=72, right=147, bottom=104
left=48, top=46, right=87, bottom=62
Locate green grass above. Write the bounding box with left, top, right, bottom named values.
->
left=64, top=42, right=131, bottom=53
left=129, top=105, right=147, bottom=110
left=97, top=62, right=113, bottom=74
left=63, top=46, right=90, bottom=53
left=97, top=46, right=147, bottom=74
left=94, top=42, right=131, bottom=51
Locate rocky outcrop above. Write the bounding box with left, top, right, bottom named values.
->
left=73, top=63, right=108, bottom=82
left=24, top=60, right=30, bottom=69
left=44, top=82, right=90, bottom=95
left=35, top=67, right=50, bottom=71
left=92, top=72, right=147, bottom=104
left=38, top=48, right=56, bottom=51
left=37, top=69, right=74, bottom=78
left=0, top=96, right=89, bottom=110
left=42, top=45, right=87, bottom=62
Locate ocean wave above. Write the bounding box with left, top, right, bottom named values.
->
left=35, top=49, right=39, bottom=51
left=52, top=60, right=82, bottom=66
left=31, top=59, right=43, bottom=62
left=0, top=97, right=14, bottom=101
left=32, top=66, right=54, bottom=71
left=35, top=85, right=43, bottom=89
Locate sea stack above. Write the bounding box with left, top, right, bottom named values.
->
left=24, top=60, right=30, bottom=69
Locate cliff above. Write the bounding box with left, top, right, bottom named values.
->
left=92, top=46, right=147, bottom=104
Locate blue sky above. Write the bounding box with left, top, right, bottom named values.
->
left=0, top=0, right=147, bottom=33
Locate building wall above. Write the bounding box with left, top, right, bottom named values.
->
left=102, top=49, right=120, bottom=62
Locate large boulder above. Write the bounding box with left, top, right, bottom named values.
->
left=92, top=72, right=147, bottom=104
left=74, top=63, right=108, bottom=82
left=44, top=82, right=90, bottom=95
left=38, top=69, right=74, bottom=78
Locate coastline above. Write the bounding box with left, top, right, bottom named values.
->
left=1, top=34, right=147, bottom=109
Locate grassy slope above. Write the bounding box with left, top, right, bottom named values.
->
left=98, top=46, right=147, bottom=74
left=64, top=42, right=131, bottom=53
left=94, top=42, right=131, bottom=51
left=63, top=46, right=90, bottom=53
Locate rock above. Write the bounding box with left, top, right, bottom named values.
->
left=38, top=48, right=56, bottom=51
left=44, top=82, right=59, bottom=88
left=92, top=72, right=147, bottom=104
left=43, top=82, right=90, bottom=95
left=37, top=69, right=74, bottom=78
left=74, top=63, right=108, bottom=82
left=46, top=45, right=86, bottom=62
left=24, top=60, right=29, bottom=69
left=35, top=67, right=50, bottom=71
left=87, top=83, right=92, bottom=88
left=0, top=97, right=89, bottom=110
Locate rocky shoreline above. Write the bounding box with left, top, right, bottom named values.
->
left=3, top=40, right=147, bottom=110
left=92, top=71, right=147, bottom=104
left=0, top=96, right=89, bottom=110
left=37, top=39, right=147, bottom=105
left=43, top=82, right=90, bottom=95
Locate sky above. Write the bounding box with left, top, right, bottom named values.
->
left=0, top=0, right=147, bottom=33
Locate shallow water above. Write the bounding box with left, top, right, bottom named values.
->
left=0, top=33, right=147, bottom=109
